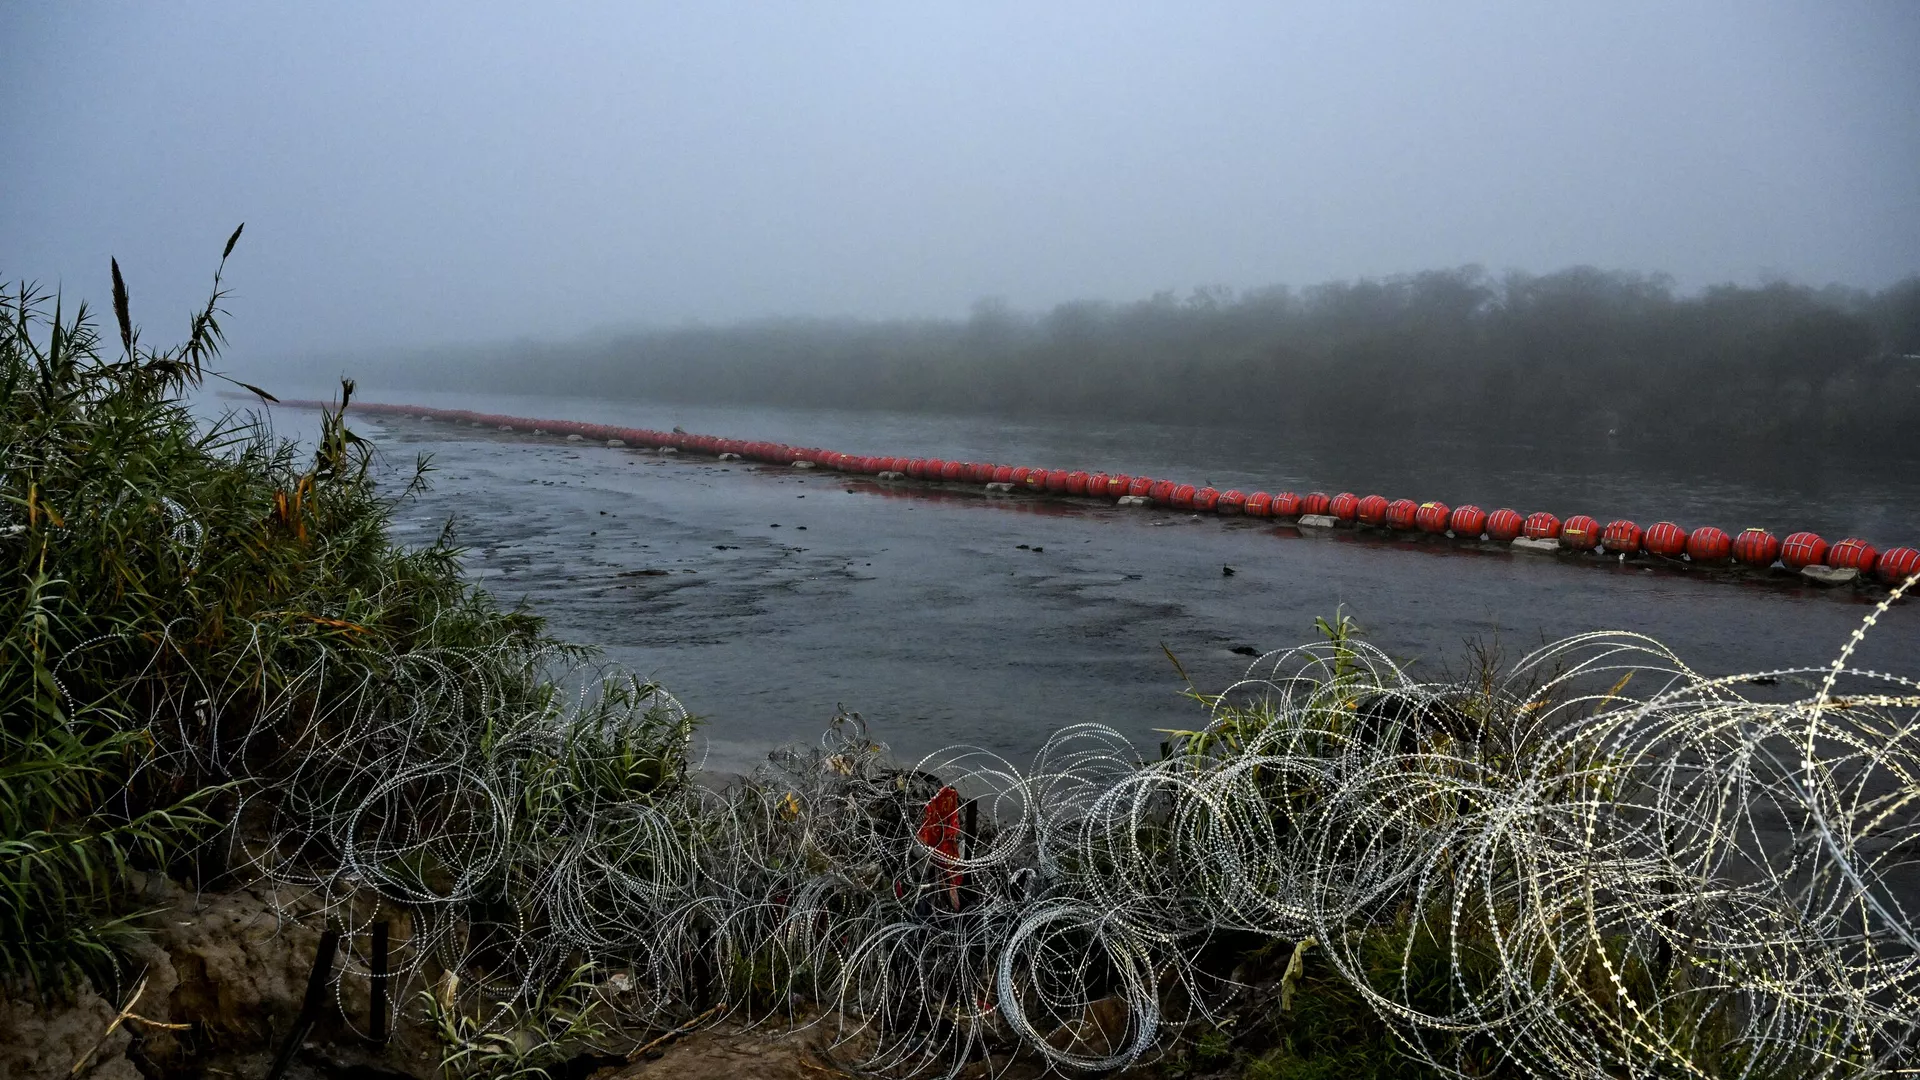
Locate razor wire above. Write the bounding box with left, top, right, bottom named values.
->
left=99, top=581, right=1920, bottom=1078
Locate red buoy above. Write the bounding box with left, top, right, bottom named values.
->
left=1192, top=487, right=1220, bottom=512
left=991, top=465, right=1016, bottom=484
left=1149, top=480, right=1177, bottom=505
left=1643, top=522, right=1688, bottom=558
left=1450, top=505, right=1487, bottom=538
left=1687, top=526, right=1733, bottom=563
left=1272, top=492, right=1303, bottom=517
left=969, top=462, right=996, bottom=483
left=1523, top=512, right=1562, bottom=541
left=1106, top=474, right=1132, bottom=496
left=1330, top=493, right=1360, bottom=522
left=1356, top=494, right=1389, bottom=526
left=1601, top=520, right=1642, bottom=554
left=1301, top=492, right=1331, bottom=516
left=940, top=460, right=966, bottom=482
left=1044, top=469, right=1071, bottom=493
left=1827, top=538, right=1878, bottom=573
left=1128, top=477, right=1155, bottom=497
left=1025, top=469, right=1049, bottom=490
left=1065, top=470, right=1090, bottom=495
left=1561, top=515, right=1601, bottom=550
left=1244, top=492, right=1273, bottom=517
left=1876, top=546, right=1920, bottom=586
left=1384, top=498, right=1419, bottom=530
left=1171, top=483, right=1197, bottom=509
left=1086, top=472, right=1110, bottom=496
left=1781, top=532, right=1828, bottom=569
left=1731, top=528, right=1781, bottom=567
left=1217, top=490, right=1247, bottom=514
left=1486, top=509, right=1524, bottom=542
left=1414, top=501, right=1450, bottom=534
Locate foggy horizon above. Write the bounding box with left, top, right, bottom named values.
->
left=5, top=3, right=1918, bottom=361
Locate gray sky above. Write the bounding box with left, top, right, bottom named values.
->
left=3, top=2, right=1917, bottom=356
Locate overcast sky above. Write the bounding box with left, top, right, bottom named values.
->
left=3, top=3, right=1917, bottom=358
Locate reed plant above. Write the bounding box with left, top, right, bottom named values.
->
left=2, top=234, right=692, bottom=1001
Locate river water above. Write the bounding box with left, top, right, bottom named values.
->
left=238, top=388, right=1920, bottom=771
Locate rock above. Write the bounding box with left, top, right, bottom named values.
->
left=1116, top=495, right=1151, bottom=507
left=607, top=439, right=626, bottom=448
left=0, top=983, right=141, bottom=1080
left=660, top=447, right=678, bottom=454
left=718, top=452, right=741, bottom=461
left=566, top=434, right=583, bottom=442
left=1800, top=565, right=1858, bottom=586
left=531, top=428, right=545, bottom=435
left=1511, top=536, right=1559, bottom=553
left=984, top=482, right=1015, bottom=494
left=877, top=471, right=906, bottom=482
left=1297, top=514, right=1337, bottom=528
left=791, top=461, right=815, bottom=469
left=498, top=425, right=513, bottom=432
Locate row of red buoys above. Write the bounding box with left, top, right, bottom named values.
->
left=293, top=400, right=1918, bottom=590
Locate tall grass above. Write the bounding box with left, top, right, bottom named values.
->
left=1, top=234, right=669, bottom=999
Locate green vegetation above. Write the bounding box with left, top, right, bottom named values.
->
left=1, top=237, right=687, bottom=1006
left=368, top=267, right=1920, bottom=452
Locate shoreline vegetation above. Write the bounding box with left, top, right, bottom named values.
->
left=6, top=248, right=1919, bottom=1079
left=344, top=267, right=1920, bottom=455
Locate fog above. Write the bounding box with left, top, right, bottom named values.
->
left=3, top=2, right=1916, bottom=373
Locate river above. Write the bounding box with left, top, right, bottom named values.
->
left=237, top=387, right=1920, bottom=771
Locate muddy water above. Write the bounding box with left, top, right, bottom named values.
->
left=236, top=390, right=1920, bottom=770
left=225, top=387, right=1912, bottom=773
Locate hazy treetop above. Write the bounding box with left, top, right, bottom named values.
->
left=2, top=2, right=1915, bottom=357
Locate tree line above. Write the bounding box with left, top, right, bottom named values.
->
left=374, top=267, right=1920, bottom=452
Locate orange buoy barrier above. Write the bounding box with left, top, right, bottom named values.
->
left=1878, top=546, right=1920, bottom=585
left=1732, top=528, right=1781, bottom=567
left=1486, top=509, right=1524, bottom=542
left=1687, top=526, right=1733, bottom=563
left=1356, top=494, right=1389, bottom=526
left=1449, top=505, right=1486, bottom=538
left=285, top=399, right=1915, bottom=593
left=1781, top=532, right=1828, bottom=569
left=1828, top=538, right=1879, bottom=573
left=1561, top=515, right=1601, bottom=551
left=1644, top=522, right=1688, bottom=558
left=1602, top=519, right=1643, bottom=554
